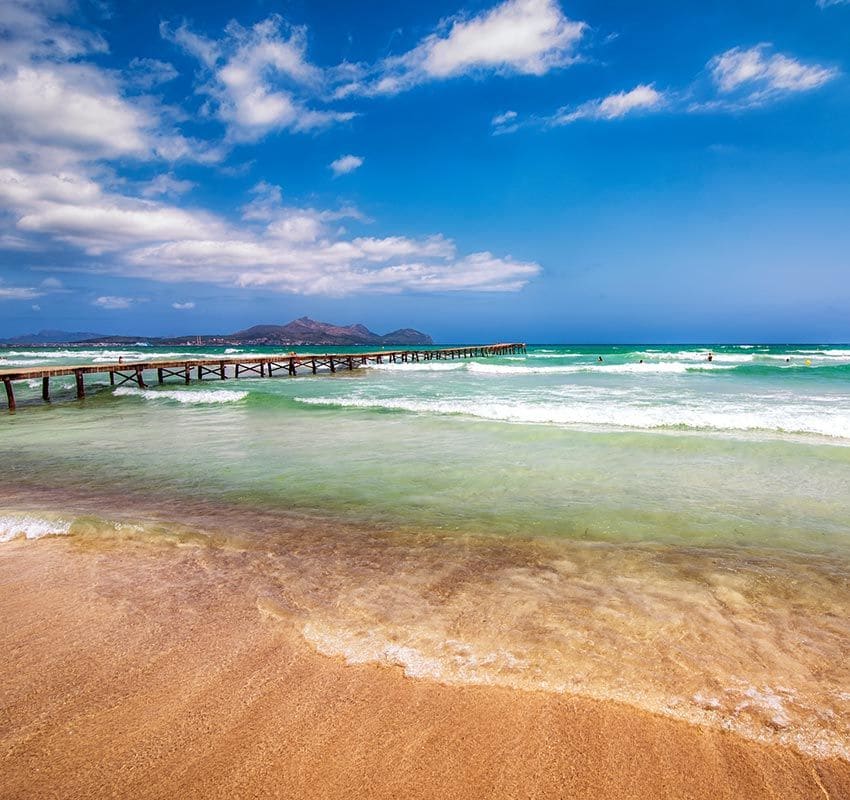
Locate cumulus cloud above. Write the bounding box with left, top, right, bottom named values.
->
left=816, top=0, right=849, bottom=7
left=699, top=44, right=838, bottom=110
left=0, top=166, right=227, bottom=254
left=0, top=1, right=541, bottom=298
left=172, top=301, right=195, bottom=309
left=501, top=43, right=837, bottom=133
left=337, top=0, right=586, bottom=97
left=1, top=166, right=540, bottom=295
left=0, top=0, right=223, bottom=166
left=162, top=15, right=355, bottom=142
left=550, top=84, right=666, bottom=125
left=329, top=154, right=364, bottom=176
left=93, top=295, right=135, bottom=309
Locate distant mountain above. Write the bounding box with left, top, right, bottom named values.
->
left=220, top=317, right=433, bottom=346
left=1, top=318, right=433, bottom=347
left=0, top=329, right=105, bottom=345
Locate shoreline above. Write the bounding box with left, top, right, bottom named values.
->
left=2, top=537, right=848, bottom=799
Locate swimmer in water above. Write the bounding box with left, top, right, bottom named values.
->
left=597, top=356, right=603, bottom=363
left=707, top=352, right=713, bottom=362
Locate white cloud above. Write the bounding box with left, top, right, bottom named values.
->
left=817, top=0, right=849, bottom=7
left=162, top=15, right=354, bottom=142
left=1, top=167, right=540, bottom=295
left=142, top=173, right=196, bottom=197
left=0, top=1, right=224, bottom=166
left=172, top=301, right=195, bottom=310
left=551, top=84, right=666, bottom=125
left=702, top=45, right=838, bottom=110
left=0, top=274, right=65, bottom=300
left=339, top=0, right=586, bottom=97
left=31, top=304, right=41, bottom=311
left=0, top=282, right=41, bottom=300
left=93, top=295, right=134, bottom=309
left=330, top=154, right=364, bottom=176
left=504, top=42, right=837, bottom=133
left=491, top=110, right=518, bottom=126
left=0, top=166, right=227, bottom=254
left=0, top=2, right=541, bottom=298
left=127, top=57, right=179, bottom=89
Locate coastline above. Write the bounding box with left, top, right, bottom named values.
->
left=2, top=536, right=848, bottom=800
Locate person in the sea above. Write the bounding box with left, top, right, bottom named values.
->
left=597, top=356, right=603, bottom=362
left=707, top=352, right=713, bottom=362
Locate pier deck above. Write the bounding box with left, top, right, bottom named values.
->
left=1, top=343, right=526, bottom=411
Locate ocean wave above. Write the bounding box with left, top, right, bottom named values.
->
left=467, top=361, right=735, bottom=375
left=0, top=358, right=50, bottom=366
left=364, top=361, right=467, bottom=372
left=113, top=387, right=248, bottom=405
left=295, top=395, right=850, bottom=440
left=0, top=514, right=72, bottom=543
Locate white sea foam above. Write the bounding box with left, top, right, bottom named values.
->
left=113, top=387, right=248, bottom=404
left=296, top=395, right=850, bottom=440
left=300, top=623, right=849, bottom=762
left=364, top=361, right=467, bottom=372
left=0, top=514, right=72, bottom=543
left=467, top=361, right=734, bottom=376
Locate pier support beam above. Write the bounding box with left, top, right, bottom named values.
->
left=42, top=377, right=50, bottom=403
left=3, top=378, right=14, bottom=412
left=74, top=370, right=85, bottom=400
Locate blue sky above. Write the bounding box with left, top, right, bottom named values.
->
left=1, top=0, right=849, bottom=342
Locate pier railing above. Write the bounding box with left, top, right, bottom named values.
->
left=1, top=343, right=526, bottom=412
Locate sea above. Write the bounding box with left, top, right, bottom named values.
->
left=2, top=343, right=849, bottom=760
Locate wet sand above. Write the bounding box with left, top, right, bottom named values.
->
left=1, top=538, right=848, bottom=800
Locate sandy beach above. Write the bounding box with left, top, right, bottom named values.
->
left=2, top=537, right=847, bottom=800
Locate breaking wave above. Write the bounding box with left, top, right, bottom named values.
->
left=113, top=387, right=248, bottom=405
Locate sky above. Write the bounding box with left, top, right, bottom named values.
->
left=1, top=0, right=849, bottom=343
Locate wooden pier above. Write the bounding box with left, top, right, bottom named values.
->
left=1, top=343, right=526, bottom=412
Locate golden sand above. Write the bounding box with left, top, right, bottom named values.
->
left=1, top=538, right=848, bottom=800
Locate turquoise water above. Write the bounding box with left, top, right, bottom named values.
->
left=2, top=343, right=850, bottom=759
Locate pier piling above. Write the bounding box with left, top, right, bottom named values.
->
left=3, top=378, right=14, bottom=412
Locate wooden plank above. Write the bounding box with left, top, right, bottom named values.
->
left=42, top=377, right=50, bottom=403
left=75, top=370, right=85, bottom=400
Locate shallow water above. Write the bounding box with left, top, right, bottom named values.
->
left=2, top=343, right=849, bottom=759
